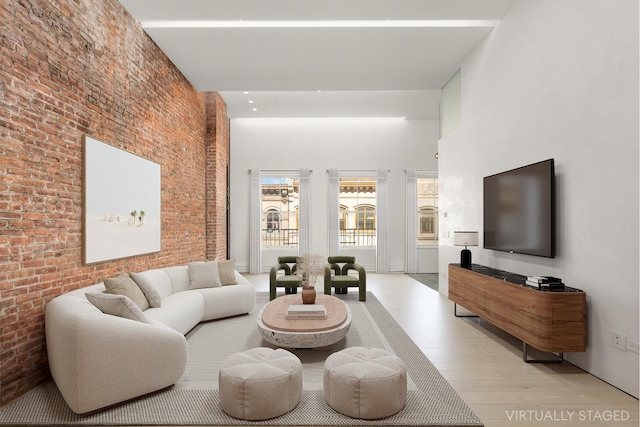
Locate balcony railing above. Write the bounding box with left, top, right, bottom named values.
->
left=340, top=228, right=376, bottom=246
left=261, top=228, right=377, bottom=247
left=262, top=228, right=299, bottom=247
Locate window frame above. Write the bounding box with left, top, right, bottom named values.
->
left=260, top=173, right=300, bottom=248
left=416, top=172, right=439, bottom=247
left=338, top=174, right=377, bottom=248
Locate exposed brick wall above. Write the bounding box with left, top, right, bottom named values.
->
left=0, top=0, right=228, bottom=405
left=205, top=92, right=230, bottom=261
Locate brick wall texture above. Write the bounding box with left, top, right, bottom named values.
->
left=205, top=92, right=230, bottom=261
left=0, top=0, right=229, bottom=405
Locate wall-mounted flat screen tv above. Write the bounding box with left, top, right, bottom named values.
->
left=483, top=159, right=555, bottom=258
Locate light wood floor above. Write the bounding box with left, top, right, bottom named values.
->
left=247, top=273, right=639, bottom=427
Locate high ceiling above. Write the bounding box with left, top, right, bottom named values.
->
left=117, top=0, right=516, bottom=119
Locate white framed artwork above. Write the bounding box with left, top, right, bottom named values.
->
left=83, top=135, right=161, bottom=264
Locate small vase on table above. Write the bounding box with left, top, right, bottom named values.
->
left=301, top=287, right=316, bottom=304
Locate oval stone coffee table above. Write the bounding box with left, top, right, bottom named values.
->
left=257, top=294, right=352, bottom=349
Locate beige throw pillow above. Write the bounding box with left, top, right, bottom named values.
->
left=103, top=273, right=150, bottom=311
left=188, top=260, right=222, bottom=289
left=130, top=272, right=162, bottom=308
left=218, top=259, right=238, bottom=285
left=86, top=292, right=151, bottom=323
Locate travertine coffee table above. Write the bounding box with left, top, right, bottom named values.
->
left=257, top=294, right=352, bottom=349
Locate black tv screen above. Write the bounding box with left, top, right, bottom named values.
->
left=483, top=159, right=555, bottom=258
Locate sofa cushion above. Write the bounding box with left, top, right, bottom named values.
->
left=162, top=265, right=190, bottom=294
left=133, top=276, right=162, bottom=308
left=218, top=259, right=238, bottom=286
left=85, top=292, right=151, bottom=323
left=103, top=273, right=149, bottom=311
left=188, top=261, right=222, bottom=289
left=131, top=269, right=173, bottom=300
left=144, top=291, right=205, bottom=335
left=197, top=284, right=247, bottom=321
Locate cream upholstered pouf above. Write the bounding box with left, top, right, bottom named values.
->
left=323, top=347, right=407, bottom=419
left=219, top=347, right=302, bottom=420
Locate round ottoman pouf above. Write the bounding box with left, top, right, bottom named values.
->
left=219, top=347, right=302, bottom=420
left=323, top=347, right=407, bottom=419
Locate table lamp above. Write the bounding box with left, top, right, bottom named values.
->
left=454, top=231, right=478, bottom=269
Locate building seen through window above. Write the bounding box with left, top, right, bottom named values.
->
left=417, top=176, right=438, bottom=245
left=339, top=177, right=376, bottom=247
left=260, top=175, right=435, bottom=247
left=260, top=176, right=382, bottom=248
left=261, top=177, right=298, bottom=247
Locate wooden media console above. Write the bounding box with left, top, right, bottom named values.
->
left=448, top=264, right=586, bottom=362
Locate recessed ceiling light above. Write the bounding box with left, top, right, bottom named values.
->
left=252, top=108, right=258, bottom=111
left=243, top=91, right=249, bottom=95
left=248, top=100, right=254, bottom=104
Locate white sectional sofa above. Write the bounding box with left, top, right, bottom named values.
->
left=45, top=263, right=255, bottom=414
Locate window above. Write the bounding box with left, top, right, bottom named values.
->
left=419, top=207, right=436, bottom=233
left=266, top=209, right=280, bottom=232
left=261, top=177, right=298, bottom=247
left=417, top=176, right=438, bottom=245
left=356, top=205, right=376, bottom=230
left=339, top=206, right=347, bottom=231
left=339, top=177, right=376, bottom=246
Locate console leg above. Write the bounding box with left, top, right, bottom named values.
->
left=523, top=342, right=564, bottom=363
left=454, top=303, right=479, bottom=318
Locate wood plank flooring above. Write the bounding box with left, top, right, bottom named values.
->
left=248, top=273, right=639, bottom=427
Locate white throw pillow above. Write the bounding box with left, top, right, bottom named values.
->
left=188, top=260, right=222, bottom=289
left=218, top=259, right=238, bottom=286
left=130, top=272, right=163, bottom=308
left=86, top=292, right=151, bottom=323
left=103, top=273, right=149, bottom=311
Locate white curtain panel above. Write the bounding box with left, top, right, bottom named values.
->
left=405, top=169, right=417, bottom=273
left=298, top=168, right=311, bottom=255
left=327, top=169, right=340, bottom=257
left=249, top=169, right=262, bottom=274
left=376, top=169, right=389, bottom=273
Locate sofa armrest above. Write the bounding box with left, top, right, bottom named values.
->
left=45, top=296, right=187, bottom=414
left=324, top=265, right=333, bottom=295
left=270, top=263, right=291, bottom=276
left=198, top=271, right=256, bottom=320
left=352, top=263, right=367, bottom=280
left=270, top=263, right=291, bottom=300
left=351, top=263, right=367, bottom=301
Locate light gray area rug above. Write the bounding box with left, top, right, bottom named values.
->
left=0, top=292, right=483, bottom=426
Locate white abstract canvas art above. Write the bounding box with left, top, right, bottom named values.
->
left=84, top=136, right=161, bottom=264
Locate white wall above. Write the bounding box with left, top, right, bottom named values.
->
left=229, top=117, right=439, bottom=273
left=438, top=0, right=639, bottom=397
left=417, top=247, right=439, bottom=272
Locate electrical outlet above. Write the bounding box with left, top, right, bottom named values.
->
left=611, top=331, right=627, bottom=351
left=627, top=340, right=640, bottom=354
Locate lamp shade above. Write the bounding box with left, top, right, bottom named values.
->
left=453, top=231, right=478, bottom=247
